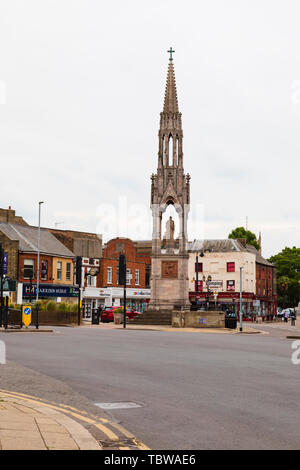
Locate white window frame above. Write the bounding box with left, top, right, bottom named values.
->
left=66, top=262, right=71, bottom=281
left=135, top=269, right=140, bottom=286
left=126, top=268, right=131, bottom=285
left=57, top=261, right=62, bottom=280
left=24, top=259, right=34, bottom=279
left=107, top=267, right=112, bottom=284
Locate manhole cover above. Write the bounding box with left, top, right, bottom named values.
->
left=95, top=402, right=142, bottom=410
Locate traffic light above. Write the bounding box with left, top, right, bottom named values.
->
left=118, top=254, right=126, bottom=285
left=75, top=256, right=82, bottom=286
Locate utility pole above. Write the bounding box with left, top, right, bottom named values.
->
left=239, top=266, right=243, bottom=332
left=36, top=201, right=44, bottom=302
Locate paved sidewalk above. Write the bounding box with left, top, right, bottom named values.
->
left=81, top=321, right=262, bottom=334
left=0, top=393, right=101, bottom=450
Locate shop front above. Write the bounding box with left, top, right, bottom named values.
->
left=20, top=282, right=79, bottom=303
left=189, top=291, right=255, bottom=318
left=82, top=287, right=150, bottom=319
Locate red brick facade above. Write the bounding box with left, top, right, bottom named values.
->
left=98, top=238, right=147, bottom=288
left=18, top=253, right=54, bottom=284
left=256, top=262, right=277, bottom=315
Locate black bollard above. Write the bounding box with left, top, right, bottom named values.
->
left=4, top=296, right=8, bottom=330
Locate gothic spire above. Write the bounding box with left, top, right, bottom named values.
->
left=163, top=60, right=179, bottom=113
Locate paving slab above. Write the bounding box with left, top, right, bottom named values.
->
left=0, top=394, right=101, bottom=450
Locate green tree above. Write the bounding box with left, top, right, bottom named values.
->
left=228, top=227, right=260, bottom=250
left=268, top=247, right=300, bottom=308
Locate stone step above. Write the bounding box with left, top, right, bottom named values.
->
left=130, top=310, right=172, bottom=325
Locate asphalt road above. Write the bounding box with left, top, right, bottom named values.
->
left=1, top=327, right=300, bottom=450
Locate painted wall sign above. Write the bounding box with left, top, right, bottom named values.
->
left=23, top=283, right=79, bottom=298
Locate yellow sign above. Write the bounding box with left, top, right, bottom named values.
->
left=22, top=305, right=32, bottom=327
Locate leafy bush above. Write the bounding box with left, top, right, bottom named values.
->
left=114, top=307, right=125, bottom=313
left=35, top=300, right=45, bottom=311
left=46, top=301, right=56, bottom=311
left=58, top=302, right=67, bottom=312
left=67, top=303, right=77, bottom=312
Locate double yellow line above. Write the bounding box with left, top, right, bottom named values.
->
left=0, top=388, right=149, bottom=450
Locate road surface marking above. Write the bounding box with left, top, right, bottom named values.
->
left=95, top=402, right=142, bottom=410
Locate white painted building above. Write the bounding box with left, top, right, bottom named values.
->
left=188, top=239, right=257, bottom=313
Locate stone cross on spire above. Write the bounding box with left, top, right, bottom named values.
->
left=167, top=47, right=175, bottom=61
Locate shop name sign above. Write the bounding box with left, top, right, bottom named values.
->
left=23, top=283, right=79, bottom=298
left=207, top=281, right=223, bottom=289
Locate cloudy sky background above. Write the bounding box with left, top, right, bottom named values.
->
left=0, top=0, right=299, bottom=258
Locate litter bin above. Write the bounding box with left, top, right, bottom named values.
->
left=291, top=314, right=296, bottom=326
left=225, top=314, right=237, bottom=329
left=92, top=308, right=100, bottom=325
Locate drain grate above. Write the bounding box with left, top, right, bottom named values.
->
left=95, top=402, right=142, bottom=410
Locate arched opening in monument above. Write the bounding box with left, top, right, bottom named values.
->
left=168, top=134, right=173, bottom=166
left=161, top=203, right=179, bottom=249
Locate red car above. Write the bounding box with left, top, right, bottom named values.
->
left=100, top=306, right=141, bottom=323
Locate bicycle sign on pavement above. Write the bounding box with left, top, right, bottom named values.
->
left=22, top=305, right=32, bottom=327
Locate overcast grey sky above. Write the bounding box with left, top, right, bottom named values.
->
left=0, top=0, right=299, bottom=258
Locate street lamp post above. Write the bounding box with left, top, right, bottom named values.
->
left=36, top=201, right=44, bottom=302
left=202, top=274, right=212, bottom=311
left=195, top=253, right=199, bottom=308
left=239, top=266, right=243, bottom=332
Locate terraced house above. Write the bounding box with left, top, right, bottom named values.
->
left=0, top=222, right=77, bottom=304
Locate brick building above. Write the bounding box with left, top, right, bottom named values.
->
left=82, top=237, right=150, bottom=317
left=48, top=227, right=102, bottom=289
left=0, top=222, right=77, bottom=304
left=0, top=230, right=19, bottom=302
left=188, top=239, right=277, bottom=318
left=0, top=206, right=28, bottom=226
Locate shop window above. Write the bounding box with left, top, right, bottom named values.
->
left=227, top=262, right=235, bottom=273
left=66, top=262, right=71, bottom=281
left=107, top=267, right=112, bottom=284
left=146, top=265, right=151, bottom=288
left=135, top=269, right=140, bottom=285
left=41, top=260, right=48, bottom=281
left=194, top=262, right=203, bottom=273
left=23, top=259, right=34, bottom=279
left=227, top=280, right=235, bottom=291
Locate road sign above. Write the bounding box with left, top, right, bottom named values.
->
left=3, top=252, right=8, bottom=275
left=22, top=305, right=32, bottom=327
left=207, top=280, right=223, bottom=289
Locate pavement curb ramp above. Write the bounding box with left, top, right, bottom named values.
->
left=0, top=392, right=101, bottom=450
